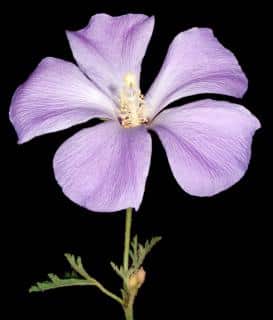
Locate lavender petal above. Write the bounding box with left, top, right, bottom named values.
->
left=9, top=57, right=116, bottom=143
left=146, top=28, right=248, bottom=118
left=53, top=121, right=152, bottom=212
left=66, top=13, right=154, bottom=101
left=151, top=99, right=260, bottom=196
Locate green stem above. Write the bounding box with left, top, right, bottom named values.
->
left=93, top=280, right=123, bottom=305
left=123, top=208, right=133, bottom=273
left=124, top=305, right=134, bottom=320
left=123, top=208, right=134, bottom=320
left=65, top=254, right=123, bottom=305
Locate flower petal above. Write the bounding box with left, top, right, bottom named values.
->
left=10, top=57, right=116, bottom=143
left=146, top=28, right=248, bottom=118
left=66, top=13, right=154, bottom=100
left=53, top=121, right=152, bottom=212
left=151, top=99, right=260, bottom=197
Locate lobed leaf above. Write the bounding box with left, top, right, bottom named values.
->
left=29, top=273, right=91, bottom=293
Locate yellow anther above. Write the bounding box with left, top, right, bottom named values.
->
left=119, top=72, right=148, bottom=128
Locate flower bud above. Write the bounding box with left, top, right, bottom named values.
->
left=128, top=267, right=146, bottom=290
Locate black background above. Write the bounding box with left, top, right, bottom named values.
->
left=1, top=1, right=271, bottom=319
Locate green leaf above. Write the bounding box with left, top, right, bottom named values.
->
left=64, top=253, right=95, bottom=283
left=111, top=236, right=162, bottom=282
left=29, top=273, right=91, bottom=293
left=128, top=236, right=162, bottom=277
left=29, top=253, right=99, bottom=294
left=110, top=262, right=126, bottom=280
left=63, top=270, right=79, bottom=279
left=129, top=236, right=139, bottom=267
left=29, top=253, right=123, bottom=305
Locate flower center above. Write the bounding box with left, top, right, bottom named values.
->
left=118, top=73, right=148, bottom=128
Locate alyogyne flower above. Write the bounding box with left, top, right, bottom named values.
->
left=9, top=14, right=260, bottom=212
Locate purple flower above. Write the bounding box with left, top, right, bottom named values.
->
left=9, top=14, right=260, bottom=212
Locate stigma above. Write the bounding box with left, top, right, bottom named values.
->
left=118, top=73, right=148, bottom=128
